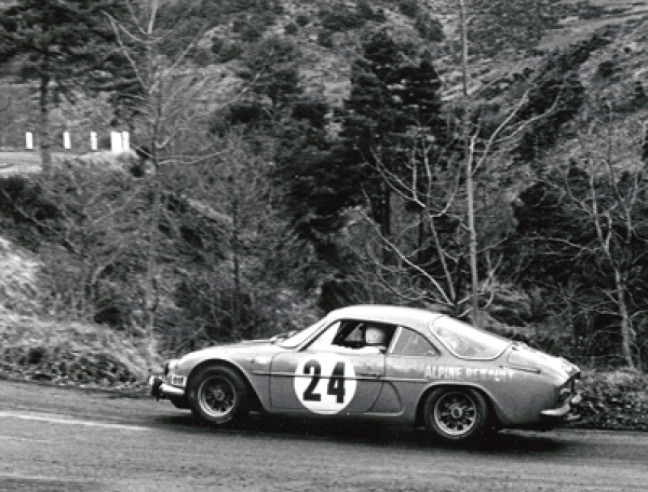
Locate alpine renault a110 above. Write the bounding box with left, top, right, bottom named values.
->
left=149, top=305, right=581, bottom=443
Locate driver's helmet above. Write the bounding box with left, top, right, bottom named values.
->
left=365, top=326, right=388, bottom=346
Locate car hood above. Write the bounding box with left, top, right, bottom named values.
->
left=506, top=344, right=580, bottom=383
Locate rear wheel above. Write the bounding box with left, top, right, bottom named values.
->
left=188, top=365, right=249, bottom=426
left=423, top=387, right=490, bottom=443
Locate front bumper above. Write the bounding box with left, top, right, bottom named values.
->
left=149, top=375, right=186, bottom=400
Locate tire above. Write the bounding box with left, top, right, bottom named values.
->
left=423, top=387, right=490, bottom=443
left=188, top=365, right=249, bottom=426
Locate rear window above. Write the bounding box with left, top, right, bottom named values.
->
left=392, top=328, right=438, bottom=357
left=429, top=316, right=511, bottom=359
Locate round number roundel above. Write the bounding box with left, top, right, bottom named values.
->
left=294, top=354, right=357, bottom=414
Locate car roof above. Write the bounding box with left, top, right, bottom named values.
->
left=328, top=305, right=445, bottom=332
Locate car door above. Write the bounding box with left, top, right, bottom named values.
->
left=268, top=320, right=393, bottom=415
left=383, top=327, right=441, bottom=407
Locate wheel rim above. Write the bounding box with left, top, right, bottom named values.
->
left=433, top=391, right=478, bottom=437
left=198, top=376, right=236, bottom=418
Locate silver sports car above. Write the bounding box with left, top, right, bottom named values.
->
left=149, top=305, right=581, bottom=443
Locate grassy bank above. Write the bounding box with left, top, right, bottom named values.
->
left=0, top=311, right=152, bottom=392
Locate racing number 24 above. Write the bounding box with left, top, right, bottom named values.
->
left=303, top=360, right=346, bottom=403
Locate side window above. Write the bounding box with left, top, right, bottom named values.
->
left=391, top=328, right=438, bottom=357
left=305, top=320, right=396, bottom=354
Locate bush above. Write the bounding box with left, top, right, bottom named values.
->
left=397, top=0, right=419, bottom=18
left=317, top=30, right=334, bottom=48
left=284, top=22, right=298, bottom=36
left=295, top=14, right=310, bottom=27
left=415, top=14, right=445, bottom=43
left=318, top=7, right=365, bottom=32
left=597, top=60, right=618, bottom=78
left=212, top=38, right=244, bottom=63
left=0, top=175, right=58, bottom=233
left=571, top=370, right=648, bottom=431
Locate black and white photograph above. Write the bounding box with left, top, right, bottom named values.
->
left=1, top=1, right=647, bottom=490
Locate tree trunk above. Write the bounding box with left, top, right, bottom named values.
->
left=614, top=269, right=635, bottom=369
left=143, top=174, right=161, bottom=371
left=381, top=183, right=391, bottom=237
left=38, top=76, right=53, bottom=175
left=458, top=0, right=480, bottom=326
left=231, top=188, right=242, bottom=336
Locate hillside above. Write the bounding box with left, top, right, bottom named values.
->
left=0, top=234, right=152, bottom=389
left=2, top=0, right=647, bottom=148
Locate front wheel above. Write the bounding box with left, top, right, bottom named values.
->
left=423, top=387, right=490, bottom=444
left=188, top=365, right=249, bottom=426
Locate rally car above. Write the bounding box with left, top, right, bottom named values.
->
left=149, top=305, right=581, bottom=443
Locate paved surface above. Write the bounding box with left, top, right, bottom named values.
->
left=0, top=380, right=647, bottom=491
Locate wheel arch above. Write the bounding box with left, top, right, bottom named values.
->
left=187, top=358, right=262, bottom=411
left=414, top=382, right=502, bottom=428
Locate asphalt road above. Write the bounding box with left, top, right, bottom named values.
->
left=0, top=380, right=647, bottom=492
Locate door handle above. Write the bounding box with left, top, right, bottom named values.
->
left=358, top=371, right=380, bottom=378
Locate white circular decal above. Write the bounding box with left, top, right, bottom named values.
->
left=294, top=354, right=357, bottom=414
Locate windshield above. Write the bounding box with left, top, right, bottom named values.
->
left=429, top=316, right=511, bottom=359
left=278, top=318, right=328, bottom=349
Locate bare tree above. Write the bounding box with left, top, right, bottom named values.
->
left=549, top=109, right=648, bottom=369
left=105, top=0, right=240, bottom=363
left=347, top=0, right=557, bottom=323
left=161, top=128, right=316, bottom=344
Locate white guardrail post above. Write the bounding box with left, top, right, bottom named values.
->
left=21, top=131, right=130, bottom=152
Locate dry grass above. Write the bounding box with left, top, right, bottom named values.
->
left=0, top=234, right=154, bottom=391
left=0, top=309, right=152, bottom=390
left=0, top=151, right=129, bottom=176
left=0, top=236, right=42, bottom=315
left=0, top=151, right=41, bottom=175
left=0, top=151, right=70, bottom=175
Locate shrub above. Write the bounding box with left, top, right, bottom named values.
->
left=212, top=38, right=244, bottom=63
left=415, top=14, right=445, bottom=43
left=0, top=176, right=58, bottom=231
left=572, top=370, right=648, bottom=431
left=318, top=7, right=365, bottom=32
left=284, top=22, right=298, bottom=36
left=295, top=14, right=310, bottom=27
left=317, top=30, right=334, bottom=48
left=397, top=0, right=419, bottom=18
left=596, top=60, right=618, bottom=78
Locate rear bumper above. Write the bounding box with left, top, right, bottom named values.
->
left=149, top=375, right=186, bottom=400
left=540, top=393, right=582, bottom=422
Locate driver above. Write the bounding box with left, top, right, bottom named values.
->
left=363, top=326, right=389, bottom=353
